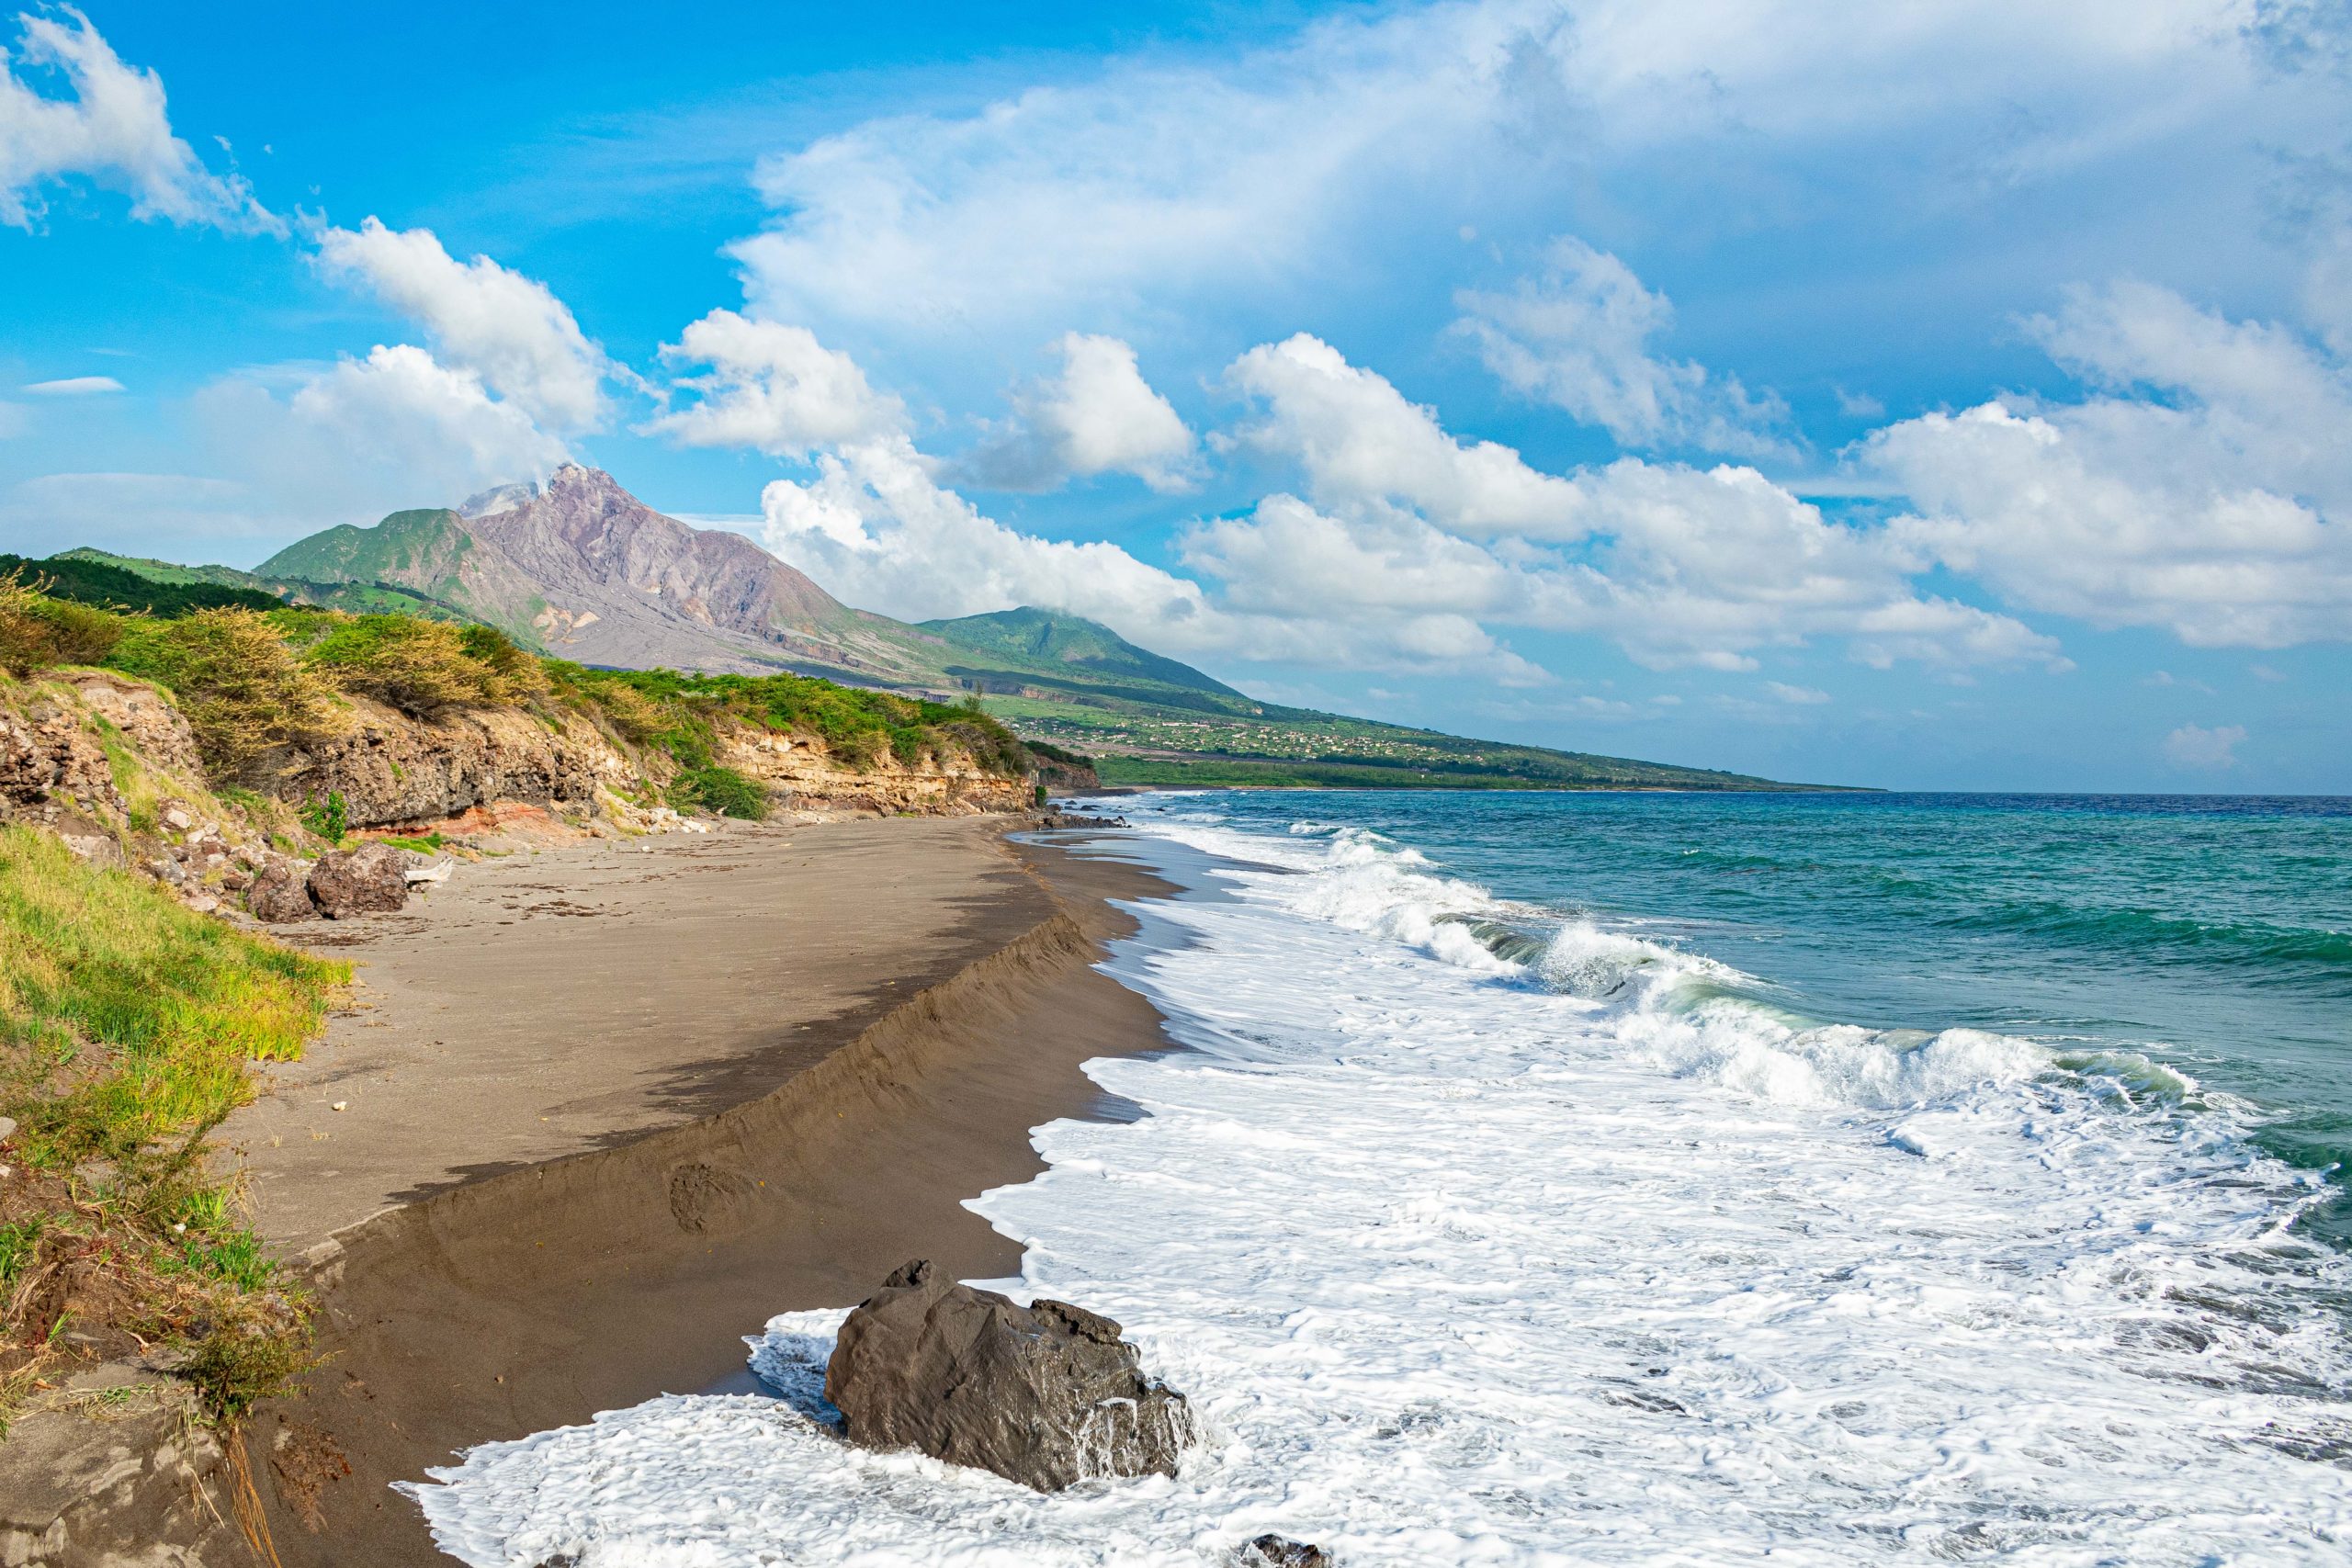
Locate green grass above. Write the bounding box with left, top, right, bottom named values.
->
left=0, top=825, right=345, bottom=1421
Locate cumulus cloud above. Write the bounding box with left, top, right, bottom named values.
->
left=1220, top=334, right=2062, bottom=671
left=22, top=374, right=120, bottom=394
left=955, top=333, right=1195, bottom=491
left=314, top=219, right=610, bottom=431
left=1226, top=333, right=1582, bottom=535
left=2162, top=721, right=2246, bottom=768
left=1454, top=238, right=1791, bottom=457
left=1869, top=280, right=2352, bottom=648
left=756, top=433, right=1540, bottom=680
left=641, top=309, right=904, bottom=457
left=0, top=7, right=277, bottom=231
left=195, top=344, right=568, bottom=526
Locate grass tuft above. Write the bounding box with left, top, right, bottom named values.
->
left=0, top=825, right=345, bottom=1424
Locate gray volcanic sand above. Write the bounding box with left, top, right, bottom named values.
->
left=226, top=817, right=1174, bottom=1566
left=227, top=816, right=1056, bottom=1251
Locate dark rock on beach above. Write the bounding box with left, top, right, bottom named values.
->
left=246, top=856, right=318, bottom=922
left=1243, top=1538, right=1334, bottom=1567
left=306, top=842, right=409, bottom=919
left=824, top=1258, right=1191, bottom=1491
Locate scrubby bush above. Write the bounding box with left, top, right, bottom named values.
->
left=0, top=571, right=126, bottom=674
left=302, top=615, right=503, bottom=716
left=458, top=623, right=549, bottom=703
left=107, top=609, right=343, bottom=784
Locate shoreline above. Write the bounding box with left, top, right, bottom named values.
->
left=234, top=818, right=1175, bottom=1565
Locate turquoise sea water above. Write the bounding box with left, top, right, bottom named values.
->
left=1151, top=789, right=2352, bottom=1240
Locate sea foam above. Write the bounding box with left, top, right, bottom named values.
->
left=407, top=800, right=2352, bottom=1565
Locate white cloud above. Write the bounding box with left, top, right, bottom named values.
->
left=1226, top=333, right=1583, bottom=535
left=730, top=325, right=2064, bottom=682
left=757, top=434, right=1546, bottom=682
left=314, top=219, right=610, bottom=431
left=2162, top=721, right=2246, bottom=768
left=1220, top=334, right=2064, bottom=671
left=23, top=374, right=121, bottom=395
left=0, top=7, right=278, bottom=232
left=1870, top=281, right=2352, bottom=648
left=1454, top=238, right=1791, bottom=457
left=194, top=344, right=568, bottom=528
left=641, top=309, right=904, bottom=457
left=956, top=333, right=1195, bottom=491
left=1764, top=682, right=1832, bottom=704
left=718, top=0, right=2297, bottom=354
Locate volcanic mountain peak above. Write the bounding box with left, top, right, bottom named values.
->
left=261, top=466, right=943, bottom=682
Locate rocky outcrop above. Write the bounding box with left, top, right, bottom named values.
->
left=824, top=1258, right=1190, bottom=1492
left=283, top=699, right=616, bottom=830
left=0, top=693, right=120, bottom=819
left=306, top=843, right=408, bottom=919
left=248, top=857, right=318, bottom=922
left=67, top=672, right=204, bottom=780
left=1245, top=1538, right=1334, bottom=1567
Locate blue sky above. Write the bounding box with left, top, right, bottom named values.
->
left=4, top=1, right=2349, bottom=791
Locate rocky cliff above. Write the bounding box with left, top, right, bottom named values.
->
left=0, top=667, right=1049, bottom=924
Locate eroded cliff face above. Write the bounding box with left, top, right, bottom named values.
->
left=283, top=698, right=618, bottom=829
left=722, top=728, right=1033, bottom=818
left=0, top=670, right=1042, bottom=848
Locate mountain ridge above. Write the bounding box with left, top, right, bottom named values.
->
left=62, top=467, right=1830, bottom=791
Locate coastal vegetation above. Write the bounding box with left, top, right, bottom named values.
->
left=1, top=570, right=1043, bottom=795
left=0, top=825, right=346, bottom=1427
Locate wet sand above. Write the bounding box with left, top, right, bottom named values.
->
left=232, top=817, right=1172, bottom=1566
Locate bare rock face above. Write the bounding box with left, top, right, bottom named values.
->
left=288, top=703, right=607, bottom=830
left=1244, top=1537, right=1334, bottom=1567
left=0, top=703, right=119, bottom=818
left=246, top=857, right=317, bottom=922
left=824, top=1259, right=1191, bottom=1492
left=306, top=843, right=408, bottom=919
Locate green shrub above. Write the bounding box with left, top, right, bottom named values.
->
left=0, top=574, right=127, bottom=675
left=458, top=623, right=549, bottom=703
left=182, top=1296, right=317, bottom=1421
left=107, top=609, right=343, bottom=784
left=300, top=791, right=348, bottom=843
left=302, top=615, right=500, bottom=716
left=669, top=764, right=769, bottom=820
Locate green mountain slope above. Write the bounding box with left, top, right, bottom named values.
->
left=53, top=547, right=284, bottom=596
left=6, top=551, right=281, bottom=615
left=900, top=607, right=1825, bottom=789
left=258, top=507, right=473, bottom=588
left=920, top=607, right=1241, bottom=696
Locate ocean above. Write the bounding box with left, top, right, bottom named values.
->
left=410, top=789, right=2352, bottom=1565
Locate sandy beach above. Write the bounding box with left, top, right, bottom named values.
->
left=225, top=817, right=1171, bottom=1565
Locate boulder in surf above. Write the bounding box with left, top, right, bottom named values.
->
left=823, top=1258, right=1191, bottom=1491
